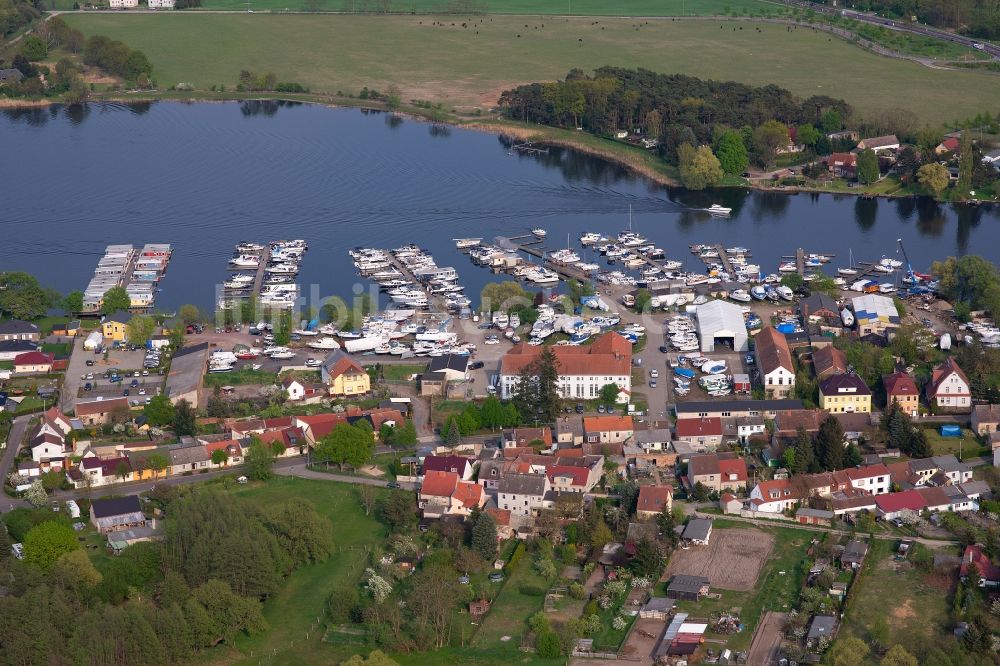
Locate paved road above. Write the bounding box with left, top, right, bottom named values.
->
left=0, top=451, right=424, bottom=513
left=693, top=509, right=958, bottom=549
left=0, top=415, right=32, bottom=487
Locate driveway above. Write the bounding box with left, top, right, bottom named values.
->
left=0, top=414, right=32, bottom=489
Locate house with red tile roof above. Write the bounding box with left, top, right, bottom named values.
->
left=825, top=152, right=857, bottom=178
left=75, top=397, right=131, bottom=426
left=883, top=371, right=920, bottom=417
left=688, top=453, right=747, bottom=493
left=419, top=470, right=484, bottom=519
left=875, top=487, right=951, bottom=519
left=674, top=418, right=723, bottom=450
left=755, top=327, right=795, bottom=399
left=256, top=427, right=306, bottom=457
left=295, top=413, right=349, bottom=443
left=546, top=464, right=591, bottom=493
left=204, top=439, right=244, bottom=467
left=813, top=345, right=848, bottom=380
left=13, top=351, right=54, bottom=374
left=502, top=427, right=553, bottom=448
left=749, top=478, right=803, bottom=513
left=961, top=545, right=1000, bottom=587
left=636, top=486, right=673, bottom=520
left=583, top=415, right=634, bottom=444
left=925, top=357, right=971, bottom=410
left=498, top=332, right=631, bottom=401
left=67, top=454, right=133, bottom=488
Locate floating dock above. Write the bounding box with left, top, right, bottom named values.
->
left=81, top=243, right=172, bottom=314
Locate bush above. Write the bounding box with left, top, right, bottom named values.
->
left=569, top=582, right=586, bottom=599
left=507, top=541, right=525, bottom=570
left=535, top=629, right=562, bottom=657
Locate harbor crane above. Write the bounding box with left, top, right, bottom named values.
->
left=896, top=238, right=917, bottom=283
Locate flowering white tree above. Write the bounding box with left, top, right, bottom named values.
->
left=24, top=480, right=48, bottom=507
left=612, top=615, right=627, bottom=631
left=364, top=567, right=393, bottom=603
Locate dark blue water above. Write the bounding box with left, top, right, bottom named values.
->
left=2, top=100, right=997, bottom=310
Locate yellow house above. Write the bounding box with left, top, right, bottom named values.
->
left=819, top=373, right=872, bottom=414
left=102, top=311, right=132, bottom=342
left=321, top=350, right=371, bottom=396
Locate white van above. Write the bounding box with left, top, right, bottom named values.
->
left=65, top=500, right=81, bottom=519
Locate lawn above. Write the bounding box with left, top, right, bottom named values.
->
left=472, top=554, right=551, bottom=651
left=222, top=476, right=390, bottom=665
left=41, top=342, right=71, bottom=357
left=203, top=368, right=278, bottom=386
left=922, top=426, right=986, bottom=461
left=195, top=0, right=777, bottom=16
left=841, top=539, right=959, bottom=659
left=61, top=14, right=1000, bottom=125
left=672, top=520, right=811, bottom=651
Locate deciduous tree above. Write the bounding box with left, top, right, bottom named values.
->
left=856, top=148, right=879, bottom=185
left=917, top=162, right=949, bottom=194
left=714, top=129, right=749, bottom=175
left=101, top=286, right=131, bottom=314
left=678, top=143, right=724, bottom=190
left=24, top=521, right=79, bottom=571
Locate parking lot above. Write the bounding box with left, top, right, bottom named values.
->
left=60, top=338, right=165, bottom=412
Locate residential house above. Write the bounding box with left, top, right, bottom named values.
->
left=851, top=294, right=900, bottom=338
left=639, top=597, right=675, bottom=621
left=884, top=371, right=920, bottom=417
left=281, top=377, right=307, bottom=401
left=204, top=439, right=244, bottom=467
left=418, top=470, right=485, bottom=519
left=681, top=518, right=713, bottom=545
left=772, top=409, right=827, bottom=447
left=583, top=415, right=634, bottom=444
left=148, top=0, right=175, bottom=7
left=841, top=540, right=870, bottom=570
left=36, top=406, right=73, bottom=439
left=499, top=333, right=631, bottom=401
left=127, top=446, right=172, bottom=480
left=801, top=294, right=841, bottom=324
left=320, top=349, right=371, bottom=397
left=13, top=351, right=55, bottom=374
left=636, top=485, right=673, bottom=520
left=0, top=319, right=40, bottom=342
left=856, top=134, right=899, bottom=153
left=422, top=454, right=474, bottom=481
left=813, top=345, right=848, bottom=380
left=973, top=405, right=1000, bottom=436
left=75, top=397, right=131, bottom=426
left=961, top=545, right=1000, bottom=587
left=503, top=427, right=553, bottom=449
left=720, top=492, right=744, bottom=514
left=102, top=311, right=132, bottom=342
left=749, top=479, right=802, bottom=513
left=756, top=327, right=795, bottom=399
left=629, top=427, right=676, bottom=466
left=90, top=496, right=146, bottom=534
left=926, top=357, right=971, bottom=410
left=554, top=418, right=584, bottom=446
left=108, top=0, right=139, bottom=7
left=935, top=137, right=960, bottom=155
left=819, top=373, right=872, bottom=414
left=30, top=432, right=67, bottom=464
left=825, top=152, right=857, bottom=179
left=497, top=472, right=551, bottom=517
left=875, top=487, right=952, bottom=519
left=167, top=444, right=211, bottom=475
left=674, top=399, right=805, bottom=421
left=256, top=427, right=305, bottom=458
left=674, top=418, right=723, bottom=451
left=69, top=454, right=133, bottom=487
left=0, top=339, right=38, bottom=361
left=688, top=453, right=747, bottom=493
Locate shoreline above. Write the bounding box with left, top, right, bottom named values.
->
left=2, top=91, right=993, bottom=207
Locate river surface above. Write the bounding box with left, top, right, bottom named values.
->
left=2, top=101, right=998, bottom=311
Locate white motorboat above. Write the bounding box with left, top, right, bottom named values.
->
left=776, top=285, right=794, bottom=301
left=729, top=289, right=752, bottom=303
left=579, top=232, right=605, bottom=245
left=293, top=328, right=318, bottom=337
left=228, top=254, right=260, bottom=268
left=266, top=263, right=299, bottom=274
left=270, top=350, right=296, bottom=360
left=707, top=204, right=732, bottom=216
left=453, top=238, right=482, bottom=249
left=531, top=228, right=547, bottom=238
left=307, top=337, right=340, bottom=350
left=841, top=308, right=855, bottom=327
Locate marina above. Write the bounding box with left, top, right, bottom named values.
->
left=81, top=243, right=172, bottom=313
left=219, top=240, right=308, bottom=311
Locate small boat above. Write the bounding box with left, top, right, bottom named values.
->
left=531, top=228, right=547, bottom=238
left=776, top=285, right=794, bottom=301
left=730, top=289, right=752, bottom=303
left=750, top=286, right=767, bottom=301
left=674, top=367, right=696, bottom=379
left=841, top=308, right=855, bottom=327
left=778, top=262, right=797, bottom=273
left=293, top=328, right=318, bottom=337
left=307, top=337, right=340, bottom=350
left=706, top=204, right=732, bottom=216
left=270, top=350, right=295, bottom=360
left=453, top=238, right=482, bottom=249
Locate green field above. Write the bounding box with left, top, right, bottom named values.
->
left=188, top=0, right=777, bottom=15
left=62, top=13, right=1000, bottom=125
left=922, top=426, right=987, bottom=460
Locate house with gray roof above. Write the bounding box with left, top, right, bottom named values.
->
left=0, top=319, right=40, bottom=342
left=90, top=496, right=146, bottom=534
left=681, top=518, right=713, bottom=545
left=497, top=472, right=550, bottom=517
left=806, top=615, right=837, bottom=647
left=167, top=443, right=210, bottom=475
left=665, top=574, right=711, bottom=601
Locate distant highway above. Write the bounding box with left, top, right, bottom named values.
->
left=772, top=0, right=1000, bottom=61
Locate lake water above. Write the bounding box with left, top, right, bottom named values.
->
left=2, top=100, right=998, bottom=311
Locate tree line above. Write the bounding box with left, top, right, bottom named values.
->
left=0, top=488, right=332, bottom=665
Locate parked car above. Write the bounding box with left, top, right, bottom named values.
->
left=83, top=382, right=92, bottom=391
left=597, top=404, right=605, bottom=413
left=85, top=360, right=95, bottom=367
left=469, top=361, right=485, bottom=370
left=305, top=358, right=322, bottom=368
left=575, top=403, right=584, bottom=414
left=130, top=379, right=139, bottom=387
left=123, top=389, right=130, bottom=396
left=386, top=481, right=401, bottom=489
left=658, top=345, right=669, bottom=354
left=138, top=389, right=146, bottom=396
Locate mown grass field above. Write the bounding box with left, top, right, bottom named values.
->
left=63, top=14, right=1000, bottom=125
